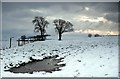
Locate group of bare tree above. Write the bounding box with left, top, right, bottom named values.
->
left=32, top=16, right=74, bottom=41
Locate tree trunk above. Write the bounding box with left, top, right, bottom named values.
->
left=58, top=32, right=62, bottom=41
left=9, top=38, right=12, bottom=48
left=40, top=30, right=44, bottom=41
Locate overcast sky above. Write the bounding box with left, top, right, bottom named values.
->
left=2, top=2, right=119, bottom=40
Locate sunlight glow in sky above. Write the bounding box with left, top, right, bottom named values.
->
left=73, top=16, right=112, bottom=23
left=74, top=29, right=119, bottom=35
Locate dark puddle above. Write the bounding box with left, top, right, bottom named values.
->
left=5, top=55, right=66, bottom=74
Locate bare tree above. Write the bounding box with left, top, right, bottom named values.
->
left=32, top=16, right=49, bottom=40
left=53, top=19, right=73, bottom=40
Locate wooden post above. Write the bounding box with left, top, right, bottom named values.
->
left=9, top=37, right=14, bottom=48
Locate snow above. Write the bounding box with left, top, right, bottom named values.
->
left=0, top=32, right=119, bottom=77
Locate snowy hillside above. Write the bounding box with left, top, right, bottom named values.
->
left=1, top=32, right=119, bottom=77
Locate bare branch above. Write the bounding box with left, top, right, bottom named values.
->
left=32, top=16, right=49, bottom=35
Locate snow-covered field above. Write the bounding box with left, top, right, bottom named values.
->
left=0, top=32, right=119, bottom=77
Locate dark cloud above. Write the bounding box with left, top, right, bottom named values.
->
left=2, top=2, right=50, bottom=12
left=105, top=13, right=118, bottom=23
left=91, top=2, right=118, bottom=13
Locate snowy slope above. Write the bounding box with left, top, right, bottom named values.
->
left=1, top=32, right=119, bottom=77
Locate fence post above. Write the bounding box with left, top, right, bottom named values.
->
left=9, top=37, right=14, bottom=48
